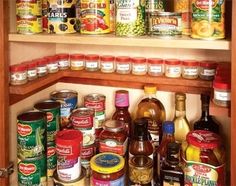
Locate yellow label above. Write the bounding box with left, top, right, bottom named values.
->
left=16, top=0, right=42, bottom=16
left=17, top=16, right=42, bottom=34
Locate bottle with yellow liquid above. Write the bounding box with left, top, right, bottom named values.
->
left=173, top=92, right=190, bottom=143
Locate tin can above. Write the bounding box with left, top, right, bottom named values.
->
left=17, top=111, right=46, bottom=159
left=47, top=141, right=57, bottom=178
left=56, top=129, right=83, bottom=182
left=81, top=143, right=96, bottom=177
left=18, top=154, right=47, bottom=186
left=16, top=0, right=42, bottom=16
left=34, top=100, right=61, bottom=142
left=42, top=0, right=48, bottom=31
left=50, top=90, right=78, bottom=129
left=16, top=15, right=42, bottom=34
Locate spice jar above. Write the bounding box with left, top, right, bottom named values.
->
left=165, top=59, right=182, bottom=78
left=45, top=56, right=59, bottom=73
left=100, top=55, right=115, bottom=73
left=199, top=61, right=218, bottom=80
left=10, top=64, right=28, bottom=85
left=129, top=155, right=153, bottom=185
left=56, top=53, right=70, bottom=70
left=182, top=60, right=199, bottom=79
left=37, top=58, right=48, bottom=77
left=85, top=54, right=100, bottom=72
left=99, top=120, right=128, bottom=156
left=116, top=56, right=131, bottom=74
left=213, top=79, right=231, bottom=107
left=26, top=60, right=38, bottom=81
left=90, top=153, right=125, bottom=186
left=147, top=58, right=164, bottom=76
left=132, top=57, right=147, bottom=75
left=70, top=54, right=85, bottom=71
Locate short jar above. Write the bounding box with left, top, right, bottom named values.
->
left=182, top=60, right=199, bottom=79
left=70, top=54, right=85, bottom=71
left=45, top=56, right=59, bottom=73
left=147, top=58, right=164, bottom=76
left=90, top=153, right=125, bottom=186
left=213, top=79, right=231, bottom=107
left=199, top=61, right=218, bottom=81
left=85, top=54, right=100, bottom=72
left=56, top=53, right=70, bottom=70
left=116, top=56, right=131, bottom=74
left=100, top=55, right=115, bottom=73
left=37, top=58, right=48, bottom=77
left=131, top=57, right=147, bottom=75
left=165, top=59, right=182, bottom=78
left=10, top=64, right=28, bottom=85
left=26, top=60, right=38, bottom=81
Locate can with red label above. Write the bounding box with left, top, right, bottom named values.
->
left=47, top=141, right=57, bottom=178
left=81, top=143, right=96, bottom=177
left=56, top=129, right=83, bottom=182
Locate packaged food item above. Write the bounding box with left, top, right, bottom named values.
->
left=182, top=60, right=199, bottom=79
left=36, top=58, right=48, bottom=77
left=100, top=55, right=115, bottom=73
left=81, top=144, right=96, bottom=177
left=147, top=58, right=164, bottom=76
left=16, top=15, right=42, bottom=34
left=42, top=0, right=48, bottom=31
left=131, top=57, right=147, bottom=75
left=85, top=54, right=100, bottom=71
left=165, top=59, right=182, bottom=78
left=47, top=141, right=57, bottom=178
left=213, top=79, right=231, bottom=107
left=70, top=54, right=85, bottom=71
left=16, top=0, right=42, bottom=17
left=25, top=60, right=38, bottom=81
left=45, top=55, right=59, bottom=73
left=115, top=56, right=131, bottom=74
left=10, top=64, right=28, bottom=85
left=199, top=61, right=217, bottom=80
left=56, top=53, right=70, bottom=70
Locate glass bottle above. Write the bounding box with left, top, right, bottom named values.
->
left=193, top=94, right=220, bottom=134
left=173, top=92, right=190, bottom=143
left=160, top=142, right=184, bottom=186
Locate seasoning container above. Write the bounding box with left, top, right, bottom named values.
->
left=116, top=56, right=131, bottom=74
left=70, top=54, right=85, bottom=71
left=56, top=53, right=70, bottom=70
left=10, top=63, right=28, bottom=85
left=213, top=79, right=231, bottom=107
left=45, top=55, right=59, bottom=73
left=147, top=58, right=164, bottom=76
left=100, top=55, right=115, bottom=73
left=25, top=60, right=38, bottom=81
left=129, top=155, right=153, bottom=185
left=199, top=61, right=218, bottom=80
left=165, top=59, right=182, bottom=78
left=131, top=57, right=147, bottom=75
left=182, top=60, right=199, bottom=79
left=90, top=153, right=125, bottom=186
left=37, top=58, right=48, bottom=77
left=99, top=120, right=128, bottom=156
left=85, top=54, right=100, bottom=71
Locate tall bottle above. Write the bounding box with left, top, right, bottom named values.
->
left=136, top=85, right=166, bottom=148
left=193, top=94, right=220, bottom=134
left=173, top=92, right=190, bottom=143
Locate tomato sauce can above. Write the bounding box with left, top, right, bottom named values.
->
left=34, top=100, right=61, bottom=142
left=16, top=15, right=42, bottom=34
left=47, top=141, right=57, bottom=178
left=16, top=0, right=42, bottom=17
left=56, top=129, right=83, bottom=182
left=17, top=111, right=46, bottom=159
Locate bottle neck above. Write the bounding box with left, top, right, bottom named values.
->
left=201, top=104, right=210, bottom=119
left=175, top=100, right=186, bottom=117
left=115, top=106, right=129, bottom=110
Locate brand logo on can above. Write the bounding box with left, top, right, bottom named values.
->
left=192, top=164, right=211, bottom=173
left=56, top=144, right=73, bottom=156
left=47, top=146, right=56, bottom=157
left=81, top=146, right=95, bottom=159
left=71, top=116, right=93, bottom=128
left=46, top=112, right=53, bottom=122
left=195, top=0, right=217, bottom=10
left=85, top=101, right=104, bottom=112
left=19, top=163, right=36, bottom=175
left=17, top=123, right=32, bottom=136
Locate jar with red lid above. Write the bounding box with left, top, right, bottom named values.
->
left=100, top=55, right=115, bottom=73
left=25, top=60, right=38, bottom=81
left=37, top=58, right=48, bottom=77
left=182, top=60, right=199, bottom=79
left=99, top=120, right=128, bottom=156
left=116, top=56, right=131, bottom=74
left=199, top=61, right=218, bottom=80
left=213, top=79, right=231, bottom=107
left=85, top=54, right=100, bottom=72
left=131, top=57, right=147, bottom=75
left=10, top=63, right=28, bottom=85
left=165, top=59, right=182, bottom=78
left=56, top=53, right=70, bottom=70
left=147, top=58, right=164, bottom=76
left=70, top=54, right=85, bottom=71
left=45, top=55, right=59, bottom=73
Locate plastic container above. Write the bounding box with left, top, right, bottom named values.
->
left=165, top=59, right=182, bottom=78
left=56, top=53, right=70, bottom=70
left=26, top=60, right=38, bottom=81
left=85, top=54, right=100, bottom=72
left=100, top=55, right=115, bottom=73
left=37, top=58, right=48, bottom=77
left=131, top=57, right=147, bottom=75
left=147, top=58, right=164, bottom=76
left=70, top=54, right=85, bottom=71
left=182, top=60, right=199, bottom=79
left=45, top=56, right=59, bottom=73
left=213, top=79, right=231, bottom=107
left=199, top=61, right=218, bottom=80
left=10, top=64, right=28, bottom=85
left=116, top=56, right=131, bottom=74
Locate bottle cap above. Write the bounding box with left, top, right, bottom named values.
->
left=115, top=90, right=129, bottom=107
left=175, top=92, right=186, bottom=101
left=144, top=85, right=157, bottom=94
left=163, top=121, right=174, bottom=134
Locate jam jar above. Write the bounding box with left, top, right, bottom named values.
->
left=85, top=54, right=100, bottom=72
left=147, top=58, right=164, bottom=76
left=165, top=59, right=182, bottom=78
left=70, top=54, right=85, bottom=71
left=99, top=120, right=128, bottom=156
left=90, top=152, right=125, bottom=186
left=100, top=55, right=115, bottom=73
left=182, top=60, right=199, bottom=79
left=116, top=56, right=131, bottom=74
left=56, top=53, right=70, bottom=70
left=10, top=63, right=28, bottom=85
left=199, top=61, right=218, bottom=80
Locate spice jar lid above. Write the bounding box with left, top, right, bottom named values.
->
left=103, top=120, right=125, bottom=132
left=100, top=55, right=115, bottom=62
left=90, top=152, right=125, bottom=174
left=213, top=79, right=231, bottom=90
left=182, top=60, right=199, bottom=67
left=56, top=53, right=69, bottom=60
left=199, top=61, right=218, bottom=68
left=147, top=58, right=163, bottom=64
left=37, top=58, right=48, bottom=66
left=129, top=155, right=153, bottom=169
left=10, top=64, right=27, bottom=72
left=165, top=59, right=182, bottom=65
left=132, top=57, right=146, bottom=63
left=116, top=56, right=130, bottom=63
left=44, top=55, right=58, bottom=64
left=70, top=54, right=85, bottom=60
left=85, top=54, right=99, bottom=61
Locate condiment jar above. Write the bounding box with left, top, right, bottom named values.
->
left=56, top=53, right=70, bottom=70
left=213, top=79, right=231, bottom=107
left=37, top=58, right=48, bottom=77
left=131, top=57, right=147, bottom=75
left=90, top=153, right=125, bottom=186
left=85, top=54, right=100, bottom=72
left=45, top=55, right=59, bottom=73
left=199, top=61, right=218, bottom=80
left=116, top=56, right=131, bottom=74
left=147, top=58, right=164, bottom=76
left=10, top=64, right=28, bottom=85
left=182, top=60, right=199, bottom=79
left=99, top=120, right=128, bottom=156
left=100, top=55, right=115, bottom=73
left=70, top=54, right=85, bottom=71
left=165, top=59, right=182, bottom=78
left=25, top=60, right=38, bottom=81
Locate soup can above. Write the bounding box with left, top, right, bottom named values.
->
left=16, top=0, right=42, bottom=17
left=47, top=141, right=57, bottom=178
left=16, top=15, right=42, bottom=34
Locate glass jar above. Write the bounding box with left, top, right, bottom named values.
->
left=213, top=79, right=231, bottom=107
left=129, top=155, right=153, bottom=185
left=10, top=64, right=28, bottom=85
left=116, top=56, right=131, bottom=74
left=37, top=58, right=48, bottom=77
left=199, top=61, right=218, bottom=80
left=147, top=58, right=164, bottom=76
left=100, top=55, right=115, bottom=73
left=85, top=54, right=100, bottom=72
left=26, top=60, right=38, bottom=81
left=45, top=56, right=59, bottom=73
left=56, top=53, right=70, bottom=70
left=131, top=57, right=147, bottom=75
left=165, top=59, right=182, bottom=78
left=99, top=120, right=128, bottom=156
left=70, top=54, right=85, bottom=71
left=90, top=153, right=125, bottom=186
left=182, top=60, right=199, bottom=79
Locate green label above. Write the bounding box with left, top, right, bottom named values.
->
left=46, top=109, right=60, bottom=142
left=47, top=143, right=57, bottom=177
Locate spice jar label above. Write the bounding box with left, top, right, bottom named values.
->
left=58, top=60, right=69, bottom=67
left=101, top=62, right=114, bottom=70
left=149, top=66, right=162, bottom=73
left=166, top=67, right=181, bottom=75
left=86, top=61, right=98, bottom=68
left=71, top=61, right=84, bottom=67
left=201, top=69, right=215, bottom=76
left=117, top=64, right=130, bottom=71
left=183, top=69, right=198, bottom=75
left=133, top=65, right=147, bottom=72
left=214, top=91, right=231, bottom=101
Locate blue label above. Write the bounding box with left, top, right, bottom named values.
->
left=95, top=154, right=120, bottom=168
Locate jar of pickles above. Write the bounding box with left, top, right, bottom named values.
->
left=70, top=54, right=85, bottom=71
left=100, top=55, right=115, bottom=73
left=147, top=58, right=164, bottom=76
left=131, top=57, right=147, bottom=75
left=116, top=56, right=131, bottom=74
left=85, top=54, right=100, bottom=72
left=182, top=60, right=199, bottom=79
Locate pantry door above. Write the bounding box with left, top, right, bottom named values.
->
left=0, top=0, right=10, bottom=185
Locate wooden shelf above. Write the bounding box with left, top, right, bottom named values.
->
left=8, top=33, right=231, bottom=50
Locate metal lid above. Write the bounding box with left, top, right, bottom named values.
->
left=34, top=100, right=61, bottom=111
left=103, top=120, right=125, bottom=132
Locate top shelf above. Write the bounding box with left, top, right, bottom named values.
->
left=8, top=33, right=231, bottom=50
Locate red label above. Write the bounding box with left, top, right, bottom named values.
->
left=84, top=101, right=105, bottom=112
left=47, top=146, right=56, bottom=157
left=19, top=163, right=36, bottom=175
left=56, top=144, right=73, bottom=156
left=81, top=146, right=95, bottom=159
left=192, top=164, right=211, bottom=173
left=99, top=139, right=127, bottom=156
left=71, top=116, right=93, bottom=128
left=195, top=0, right=217, bottom=10
left=17, top=123, right=32, bottom=136
left=46, top=112, right=53, bottom=122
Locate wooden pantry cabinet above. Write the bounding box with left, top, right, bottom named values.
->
left=0, top=0, right=235, bottom=185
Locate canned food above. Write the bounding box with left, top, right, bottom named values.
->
left=16, top=0, right=42, bottom=16
left=17, top=111, right=46, bottom=159
left=17, top=15, right=42, bottom=34
left=42, top=0, right=48, bottom=31
left=50, top=90, right=78, bottom=129
left=70, top=108, right=94, bottom=129
left=81, top=143, right=96, bottom=177
left=47, top=141, right=57, bottom=178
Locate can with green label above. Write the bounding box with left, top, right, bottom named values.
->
left=47, top=141, right=57, bottom=178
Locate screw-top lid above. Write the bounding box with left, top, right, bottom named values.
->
left=144, top=85, right=157, bottom=94
left=163, top=121, right=174, bottom=134
left=103, top=120, right=125, bottom=132
left=133, top=118, right=148, bottom=140
left=115, top=90, right=129, bottom=107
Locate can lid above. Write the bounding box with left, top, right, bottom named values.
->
left=144, top=85, right=157, bottom=94
left=85, top=54, right=99, bottom=61
left=90, top=153, right=125, bottom=174
left=132, top=57, right=146, bottom=63
left=10, top=64, right=27, bottom=72
left=56, top=53, right=69, bottom=60
left=37, top=58, right=48, bottom=66
left=17, top=111, right=46, bottom=122
left=116, top=56, right=130, bottom=63
left=182, top=60, right=199, bottom=67
left=199, top=61, right=218, bottom=68
left=70, top=54, right=85, bottom=60
left=100, top=55, right=115, bottom=62
left=56, top=129, right=83, bottom=143
left=213, top=79, right=231, bottom=90
left=50, top=89, right=78, bottom=100
left=129, top=155, right=153, bottom=169
left=34, top=100, right=61, bottom=111
left=103, top=120, right=125, bottom=132
left=165, top=59, right=182, bottom=65
left=147, top=58, right=164, bottom=64
left=163, top=121, right=174, bottom=134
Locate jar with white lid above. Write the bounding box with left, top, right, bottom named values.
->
left=37, top=58, right=48, bottom=77
left=10, top=64, right=28, bottom=85
left=25, top=60, right=38, bottom=81
left=199, top=61, right=218, bottom=81
left=70, top=54, right=85, bottom=71
left=213, top=79, right=231, bottom=107
left=100, top=55, right=115, bottom=73
left=85, top=54, right=100, bottom=71
left=56, top=53, right=70, bottom=70
left=182, top=60, right=199, bottom=79
left=131, top=57, right=147, bottom=75
left=45, top=55, right=59, bottom=73
left=147, top=58, right=164, bottom=76
left=116, top=56, right=131, bottom=74
left=165, top=59, right=182, bottom=78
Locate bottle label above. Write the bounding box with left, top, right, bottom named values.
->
left=201, top=69, right=215, bottom=76
left=214, top=90, right=231, bottom=101
left=71, top=60, right=84, bottom=67
left=92, top=175, right=125, bottom=186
